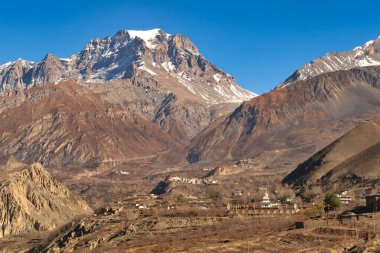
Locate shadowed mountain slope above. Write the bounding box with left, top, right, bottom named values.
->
left=283, top=115, right=380, bottom=192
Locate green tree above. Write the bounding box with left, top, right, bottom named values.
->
left=323, top=192, right=342, bottom=216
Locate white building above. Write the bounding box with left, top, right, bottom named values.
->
left=261, top=191, right=272, bottom=208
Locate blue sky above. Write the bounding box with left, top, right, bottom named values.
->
left=0, top=0, right=380, bottom=94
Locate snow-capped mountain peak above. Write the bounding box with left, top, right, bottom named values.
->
left=276, top=36, right=380, bottom=89
left=0, top=28, right=256, bottom=103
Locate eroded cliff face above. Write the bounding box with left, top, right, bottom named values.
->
left=0, top=160, right=92, bottom=238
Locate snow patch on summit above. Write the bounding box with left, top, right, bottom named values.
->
left=128, top=29, right=162, bottom=49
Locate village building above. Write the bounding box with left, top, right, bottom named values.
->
left=165, top=175, right=217, bottom=185
left=338, top=194, right=353, bottom=205
left=236, top=159, right=249, bottom=167
left=366, top=194, right=380, bottom=211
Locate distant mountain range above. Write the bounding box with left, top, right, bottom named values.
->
left=1, top=29, right=380, bottom=173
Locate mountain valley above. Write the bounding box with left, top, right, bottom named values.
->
left=2, top=29, right=380, bottom=253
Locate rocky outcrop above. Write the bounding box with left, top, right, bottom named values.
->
left=32, top=205, right=151, bottom=253
left=0, top=160, right=92, bottom=238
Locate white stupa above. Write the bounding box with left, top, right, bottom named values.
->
left=261, top=191, right=271, bottom=208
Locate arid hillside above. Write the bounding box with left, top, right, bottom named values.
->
left=283, top=115, right=380, bottom=192
left=0, top=81, right=180, bottom=167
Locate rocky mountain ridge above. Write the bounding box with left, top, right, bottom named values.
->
left=0, top=29, right=255, bottom=104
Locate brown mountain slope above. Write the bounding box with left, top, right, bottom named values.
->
left=0, top=160, right=91, bottom=238
left=186, top=66, right=380, bottom=167
left=79, top=79, right=236, bottom=144
left=320, top=142, right=380, bottom=191
left=0, top=81, right=178, bottom=167
left=282, top=115, right=380, bottom=191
